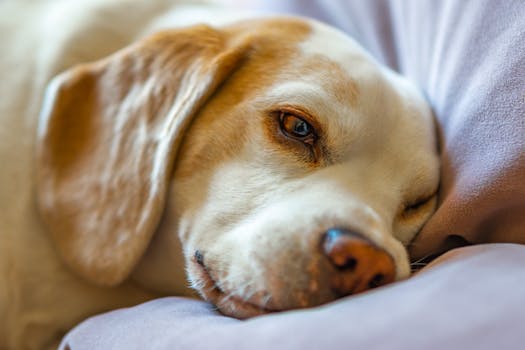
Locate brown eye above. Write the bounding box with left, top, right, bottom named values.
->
left=279, top=112, right=315, bottom=143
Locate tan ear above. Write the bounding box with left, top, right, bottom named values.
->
left=36, top=26, right=250, bottom=286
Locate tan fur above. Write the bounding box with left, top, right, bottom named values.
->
left=37, top=26, right=257, bottom=286
left=0, top=1, right=439, bottom=349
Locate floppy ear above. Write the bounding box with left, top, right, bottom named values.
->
left=36, top=26, right=250, bottom=286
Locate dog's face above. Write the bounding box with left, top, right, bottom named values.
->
left=168, top=20, right=439, bottom=317
left=37, top=18, right=439, bottom=318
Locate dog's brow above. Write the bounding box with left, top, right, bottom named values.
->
left=264, top=81, right=330, bottom=109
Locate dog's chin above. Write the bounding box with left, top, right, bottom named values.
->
left=190, top=262, right=276, bottom=319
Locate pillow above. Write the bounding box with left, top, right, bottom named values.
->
left=239, top=0, right=525, bottom=259
left=60, top=244, right=525, bottom=350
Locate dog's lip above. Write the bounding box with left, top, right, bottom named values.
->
left=193, top=260, right=278, bottom=317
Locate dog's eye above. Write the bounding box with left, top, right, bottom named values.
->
left=279, top=112, right=315, bottom=144
left=403, top=194, right=436, bottom=217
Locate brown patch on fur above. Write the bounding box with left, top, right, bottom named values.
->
left=37, top=24, right=258, bottom=286
left=300, top=55, right=360, bottom=106
left=173, top=18, right=313, bottom=179
left=172, top=17, right=364, bottom=178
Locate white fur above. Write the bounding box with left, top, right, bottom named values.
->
left=0, top=1, right=439, bottom=349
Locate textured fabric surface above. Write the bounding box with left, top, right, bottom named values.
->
left=61, top=244, right=525, bottom=350
left=238, top=0, right=525, bottom=259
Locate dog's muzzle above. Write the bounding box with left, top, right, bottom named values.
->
left=192, top=226, right=396, bottom=317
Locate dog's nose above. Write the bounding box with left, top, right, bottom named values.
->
left=322, top=228, right=396, bottom=296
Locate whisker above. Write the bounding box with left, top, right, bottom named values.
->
left=261, top=294, right=272, bottom=309
left=410, top=253, right=433, bottom=265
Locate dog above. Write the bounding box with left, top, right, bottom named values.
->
left=0, top=0, right=440, bottom=349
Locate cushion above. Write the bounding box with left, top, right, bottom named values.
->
left=60, top=244, right=525, bottom=350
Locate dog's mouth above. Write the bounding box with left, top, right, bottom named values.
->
left=192, top=250, right=278, bottom=318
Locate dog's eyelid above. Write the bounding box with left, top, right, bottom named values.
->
left=404, top=192, right=437, bottom=213
left=276, top=109, right=319, bottom=143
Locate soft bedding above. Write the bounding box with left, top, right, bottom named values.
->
left=61, top=1, right=525, bottom=349
left=61, top=244, right=525, bottom=350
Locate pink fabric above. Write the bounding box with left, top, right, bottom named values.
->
left=61, top=244, right=525, bottom=350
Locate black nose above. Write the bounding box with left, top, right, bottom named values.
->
left=322, top=228, right=396, bottom=296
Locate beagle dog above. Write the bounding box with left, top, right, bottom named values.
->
left=0, top=1, right=439, bottom=349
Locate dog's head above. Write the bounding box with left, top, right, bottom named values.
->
left=37, top=18, right=439, bottom=318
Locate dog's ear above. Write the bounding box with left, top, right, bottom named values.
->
left=36, top=26, right=250, bottom=286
